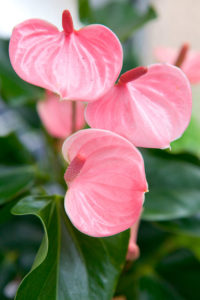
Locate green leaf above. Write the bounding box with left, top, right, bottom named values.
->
left=12, top=195, right=129, bottom=300
left=0, top=39, right=43, bottom=106
left=0, top=133, right=33, bottom=165
left=142, top=150, right=200, bottom=221
left=156, top=249, right=200, bottom=300
left=171, top=86, right=200, bottom=156
left=138, top=275, right=183, bottom=300
left=0, top=166, right=35, bottom=205
left=78, top=0, right=157, bottom=42
left=155, top=215, right=200, bottom=237
left=0, top=203, right=43, bottom=300
left=171, top=115, right=200, bottom=156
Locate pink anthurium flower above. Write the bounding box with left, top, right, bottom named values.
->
left=155, top=44, right=200, bottom=84
left=62, top=129, right=148, bottom=237
left=37, top=91, right=85, bottom=138
left=9, top=10, right=122, bottom=102
left=85, top=64, right=192, bottom=149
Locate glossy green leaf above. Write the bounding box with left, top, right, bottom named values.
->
left=12, top=195, right=129, bottom=300
left=142, top=150, right=200, bottom=221
left=78, top=0, right=157, bottom=42
left=0, top=39, right=43, bottom=105
left=0, top=166, right=35, bottom=205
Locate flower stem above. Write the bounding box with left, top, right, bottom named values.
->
left=71, top=101, right=77, bottom=134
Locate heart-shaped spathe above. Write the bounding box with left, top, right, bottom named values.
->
left=86, top=64, right=192, bottom=149
left=62, top=129, right=147, bottom=237
left=9, top=10, right=123, bottom=102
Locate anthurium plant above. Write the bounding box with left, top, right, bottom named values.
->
left=0, top=1, right=200, bottom=299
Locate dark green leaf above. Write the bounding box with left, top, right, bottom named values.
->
left=78, top=0, right=157, bottom=42
left=156, top=249, right=200, bottom=300
left=139, top=275, right=183, bottom=300
left=0, top=39, right=43, bottom=106
left=142, top=150, right=200, bottom=221
left=155, top=214, right=200, bottom=237
left=0, top=166, right=35, bottom=205
left=12, top=195, right=129, bottom=300
left=0, top=133, right=33, bottom=165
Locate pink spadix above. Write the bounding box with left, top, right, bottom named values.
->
left=118, top=66, right=148, bottom=84
left=86, top=64, right=192, bottom=149
left=155, top=44, right=200, bottom=84
left=9, top=10, right=122, bottom=102
left=62, top=10, right=73, bottom=36
left=62, top=129, right=147, bottom=237
left=37, top=91, right=85, bottom=138
left=64, top=154, right=86, bottom=183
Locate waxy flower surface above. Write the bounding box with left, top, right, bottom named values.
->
left=9, top=10, right=122, bottom=101
left=62, top=129, right=147, bottom=237
left=155, top=46, right=200, bottom=84
left=86, top=64, right=192, bottom=149
left=37, top=91, right=85, bottom=138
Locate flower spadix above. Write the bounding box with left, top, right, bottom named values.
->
left=9, top=10, right=122, bottom=101
left=86, top=64, right=192, bottom=149
left=155, top=45, right=200, bottom=84
left=37, top=91, right=85, bottom=138
left=62, top=129, right=147, bottom=237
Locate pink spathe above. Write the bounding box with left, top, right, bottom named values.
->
left=9, top=10, right=122, bottom=102
left=37, top=91, right=85, bottom=138
left=86, top=64, right=192, bottom=149
left=155, top=47, right=200, bottom=84
left=62, top=129, right=148, bottom=237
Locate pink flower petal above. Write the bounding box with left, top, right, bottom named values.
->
left=86, top=64, right=192, bottom=149
left=37, top=91, right=85, bottom=138
left=9, top=10, right=122, bottom=101
left=155, top=47, right=200, bottom=84
left=62, top=129, right=147, bottom=237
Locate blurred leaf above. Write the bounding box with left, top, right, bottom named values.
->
left=0, top=133, right=33, bottom=165
left=142, top=150, right=200, bottom=221
left=155, top=214, right=200, bottom=237
left=0, top=39, right=43, bottom=106
left=12, top=195, right=129, bottom=300
left=156, top=249, right=200, bottom=300
left=138, top=275, right=183, bottom=300
left=78, top=0, right=157, bottom=42
left=171, top=116, right=200, bottom=156
left=171, top=85, right=200, bottom=156
left=0, top=166, right=35, bottom=205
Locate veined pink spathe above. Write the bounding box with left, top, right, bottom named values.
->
left=9, top=10, right=123, bottom=102
left=37, top=91, right=85, bottom=138
left=62, top=129, right=147, bottom=237
left=86, top=64, right=192, bottom=149
left=155, top=47, right=200, bottom=84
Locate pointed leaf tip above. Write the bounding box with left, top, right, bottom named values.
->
left=118, top=66, right=148, bottom=85
left=62, top=10, right=74, bottom=35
